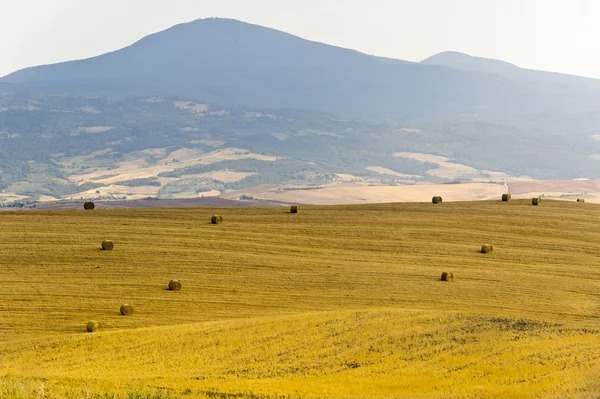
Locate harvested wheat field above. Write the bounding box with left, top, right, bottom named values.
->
left=0, top=199, right=599, bottom=398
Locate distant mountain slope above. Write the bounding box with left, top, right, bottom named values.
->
left=422, top=51, right=521, bottom=77
left=3, top=18, right=600, bottom=118
left=422, top=51, right=600, bottom=90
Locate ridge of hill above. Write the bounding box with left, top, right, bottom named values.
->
left=3, top=18, right=600, bottom=119
left=422, top=51, right=600, bottom=89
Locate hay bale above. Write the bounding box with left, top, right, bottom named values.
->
left=290, top=205, right=299, bottom=214
left=441, top=272, right=454, bottom=282
left=101, top=240, right=114, bottom=251
left=577, top=199, right=585, bottom=203
left=83, top=201, right=95, bottom=210
left=432, top=196, right=443, bottom=204
left=211, top=215, right=223, bottom=224
left=120, top=304, right=133, bottom=316
left=502, top=194, right=511, bottom=202
left=169, top=280, right=182, bottom=291
left=532, top=198, right=542, bottom=206
left=87, top=320, right=100, bottom=332
left=481, top=244, right=494, bottom=254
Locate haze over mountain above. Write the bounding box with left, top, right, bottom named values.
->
left=422, top=51, right=600, bottom=90
left=4, top=18, right=600, bottom=119
left=2, top=18, right=600, bottom=205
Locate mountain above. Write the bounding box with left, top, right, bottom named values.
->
left=422, top=51, right=600, bottom=91
left=4, top=18, right=600, bottom=119
left=2, top=19, right=600, bottom=203
left=422, top=51, right=522, bottom=77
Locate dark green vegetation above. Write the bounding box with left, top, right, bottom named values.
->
left=1, top=91, right=600, bottom=201
left=1, top=18, right=600, bottom=200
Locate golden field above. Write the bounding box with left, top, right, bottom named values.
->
left=0, top=200, right=599, bottom=398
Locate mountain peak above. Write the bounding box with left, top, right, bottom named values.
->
left=421, top=51, right=520, bottom=75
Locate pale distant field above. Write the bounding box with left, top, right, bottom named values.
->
left=366, top=166, right=421, bottom=178
left=228, top=182, right=507, bottom=205
left=394, top=152, right=500, bottom=180
left=508, top=179, right=600, bottom=203
left=0, top=200, right=599, bottom=398
left=66, top=147, right=278, bottom=187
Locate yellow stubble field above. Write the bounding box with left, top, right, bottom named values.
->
left=0, top=199, right=598, bottom=398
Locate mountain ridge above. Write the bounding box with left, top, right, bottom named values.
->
left=3, top=18, right=599, bottom=119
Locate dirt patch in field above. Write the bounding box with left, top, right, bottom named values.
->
left=67, top=148, right=277, bottom=185
left=170, top=190, right=221, bottom=199
left=140, top=148, right=168, bottom=157
left=187, top=171, right=256, bottom=183
left=394, top=152, right=483, bottom=180
left=80, top=126, right=113, bottom=133
left=367, top=166, right=421, bottom=178
left=507, top=179, right=600, bottom=203
left=0, top=193, right=29, bottom=202
left=157, top=148, right=205, bottom=165
left=73, top=184, right=161, bottom=198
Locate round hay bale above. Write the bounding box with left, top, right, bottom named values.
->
left=441, top=272, right=454, bottom=282
left=577, top=199, right=585, bottom=203
left=211, top=215, right=223, bottom=224
left=87, top=320, right=100, bottom=333
left=120, top=304, right=133, bottom=316
left=481, top=244, right=494, bottom=254
left=169, top=280, right=182, bottom=291
left=83, top=201, right=95, bottom=210
left=290, top=205, right=299, bottom=214
left=502, top=194, right=511, bottom=202
left=432, top=196, right=443, bottom=204
left=101, top=240, right=114, bottom=251
left=532, top=198, right=542, bottom=206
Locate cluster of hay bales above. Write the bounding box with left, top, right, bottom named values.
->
left=290, top=205, right=299, bottom=214
left=532, top=198, right=542, bottom=206
left=211, top=215, right=223, bottom=224
left=84, top=201, right=95, bottom=210
left=502, top=194, right=511, bottom=202
left=432, top=196, right=443, bottom=204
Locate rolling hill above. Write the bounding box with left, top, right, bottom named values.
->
left=422, top=51, right=600, bottom=93
left=2, top=91, right=600, bottom=206
left=0, top=200, right=599, bottom=398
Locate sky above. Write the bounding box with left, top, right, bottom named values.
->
left=1, top=0, right=599, bottom=78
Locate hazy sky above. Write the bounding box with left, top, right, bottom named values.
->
left=1, top=0, right=599, bottom=78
